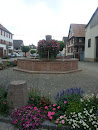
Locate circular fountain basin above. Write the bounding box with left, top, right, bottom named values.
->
left=14, top=58, right=80, bottom=74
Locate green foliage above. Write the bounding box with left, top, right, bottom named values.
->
left=6, top=61, right=10, bottom=66
left=58, top=41, right=65, bottom=51
left=28, top=88, right=51, bottom=108
left=66, top=101, right=83, bottom=115
left=21, top=46, right=30, bottom=57
left=30, top=50, right=36, bottom=54
left=2, top=55, right=10, bottom=59
left=0, top=63, right=5, bottom=70
left=0, top=86, right=9, bottom=115
left=39, top=96, right=51, bottom=107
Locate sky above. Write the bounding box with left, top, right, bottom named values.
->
left=0, top=0, right=97, bottom=46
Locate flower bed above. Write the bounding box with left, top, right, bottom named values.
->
left=0, top=63, right=5, bottom=70
left=0, top=86, right=98, bottom=129
left=0, top=60, right=17, bottom=70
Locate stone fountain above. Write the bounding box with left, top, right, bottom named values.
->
left=14, top=35, right=79, bottom=74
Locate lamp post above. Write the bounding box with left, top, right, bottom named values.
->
left=48, top=50, right=49, bottom=60
left=78, top=42, right=81, bottom=61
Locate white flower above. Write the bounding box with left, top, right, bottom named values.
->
left=69, top=121, right=71, bottom=124
left=70, top=119, right=73, bottom=122
left=94, top=125, right=97, bottom=128
left=92, top=121, right=96, bottom=125
left=72, top=125, right=75, bottom=129
left=90, top=109, right=93, bottom=113
left=80, top=98, right=84, bottom=102
left=84, top=108, right=86, bottom=110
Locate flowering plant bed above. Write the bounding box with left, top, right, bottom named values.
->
left=1, top=60, right=17, bottom=69
left=0, top=83, right=9, bottom=115
left=11, top=88, right=98, bottom=130
left=0, top=63, right=5, bottom=70
left=0, top=85, right=98, bottom=129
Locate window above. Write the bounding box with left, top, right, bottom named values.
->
left=1, top=30, right=2, bottom=35
left=9, top=34, right=10, bottom=38
left=79, top=38, right=82, bottom=43
left=6, top=33, right=8, bottom=37
left=9, top=42, right=12, bottom=46
left=4, top=32, right=5, bottom=36
left=88, top=39, right=91, bottom=47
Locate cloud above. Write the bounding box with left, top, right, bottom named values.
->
left=0, top=0, right=97, bottom=46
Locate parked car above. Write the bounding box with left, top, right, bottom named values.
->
left=15, top=53, right=22, bottom=57
left=10, top=53, right=17, bottom=58
left=30, top=53, right=39, bottom=57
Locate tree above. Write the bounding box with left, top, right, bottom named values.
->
left=58, top=41, right=65, bottom=51
left=21, top=46, right=30, bottom=57
left=30, top=50, right=36, bottom=54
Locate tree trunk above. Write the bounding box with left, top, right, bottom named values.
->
left=25, top=52, right=26, bottom=57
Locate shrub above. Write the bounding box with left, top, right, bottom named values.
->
left=30, top=50, right=36, bottom=54
left=0, top=63, right=5, bottom=70
left=53, top=90, right=98, bottom=129
left=2, top=55, right=10, bottom=59
left=37, top=39, right=60, bottom=59
left=9, top=60, right=17, bottom=66
left=28, top=88, right=51, bottom=108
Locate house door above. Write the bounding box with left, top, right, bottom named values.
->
left=0, top=47, right=3, bottom=57
left=96, top=37, right=98, bottom=62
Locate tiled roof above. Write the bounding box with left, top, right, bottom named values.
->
left=69, top=24, right=86, bottom=38
left=0, top=24, right=12, bottom=34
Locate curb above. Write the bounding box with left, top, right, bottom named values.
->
left=14, top=68, right=82, bottom=74
left=0, top=116, right=71, bottom=130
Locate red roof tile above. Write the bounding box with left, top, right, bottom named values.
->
left=0, top=24, right=12, bottom=34
left=69, top=24, right=86, bottom=38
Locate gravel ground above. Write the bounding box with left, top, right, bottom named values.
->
left=0, top=61, right=98, bottom=102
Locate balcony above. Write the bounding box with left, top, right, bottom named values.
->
left=74, top=42, right=85, bottom=47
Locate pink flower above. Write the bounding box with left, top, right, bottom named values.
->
left=51, top=112, right=55, bottom=115
left=53, top=108, right=56, bottom=111
left=34, top=107, right=38, bottom=110
left=49, top=116, right=52, bottom=119
left=56, top=120, right=59, bottom=123
left=64, top=101, right=67, bottom=104
left=57, top=106, right=60, bottom=109
left=60, top=116, right=64, bottom=119
left=3, top=102, right=6, bottom=104
left=53, top=104, right=57, bottom=107
left=45, top=106, right=48, bottom=110
left=31, top=98, right=34, bottom=100
left=85, top=97, right=88, bottom=99
left=48, top=111, right=51, bottom=116
left=61, top=120, right=65, bottom=124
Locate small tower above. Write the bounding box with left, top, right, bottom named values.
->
left=45, top=35, right=52, bottom=42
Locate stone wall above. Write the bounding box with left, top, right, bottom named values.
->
left=17, top=59, right=78, bottom=72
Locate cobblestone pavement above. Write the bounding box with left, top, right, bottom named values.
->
left=0, top=61, right=98, bottom=100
